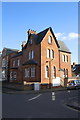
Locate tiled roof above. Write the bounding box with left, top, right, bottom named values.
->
left=3, top=47, right=19, bottom=56
left=58, top=40, right=71, bottom=53
left=23, top=27, right=60, bottom=49
left=12, top=51, right=22, bottom=58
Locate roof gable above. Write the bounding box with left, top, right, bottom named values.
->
left=23, top=27, right=60, bottom=49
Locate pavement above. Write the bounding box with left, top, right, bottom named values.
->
left=65, top=93, right=80, bottom=111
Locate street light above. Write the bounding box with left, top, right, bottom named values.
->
left=46, top=58, right=53, bottom=89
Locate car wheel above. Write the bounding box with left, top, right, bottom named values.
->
left=76, top=86, right=78, bottom=90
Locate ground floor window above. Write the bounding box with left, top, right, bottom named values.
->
left=63, top=69, right=65, bottom=78
left=10, top=72, right=13, bottom=80
left=25, top=68, right=30, bottom=78
left=31, top=67, right=35, bottom=77
left=25, top=67, right=35, bottom=78
left=65, top=69, right=68, bottom=78
left=13, top=72, right=17, bottom=80
left=45, top=66, right=49, bottom=78
left=63, top=69, right=68, bottom=78
left=52, top=66, right=56, bottom=78
left=2, top=70, right=5, bottom=79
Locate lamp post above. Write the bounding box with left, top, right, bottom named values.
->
left=49, top=59, right=53, bottom=89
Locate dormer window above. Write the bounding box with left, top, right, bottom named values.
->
left=29, top=39, right=32, bottom=44
left=48, top=36, right=52, bottom=44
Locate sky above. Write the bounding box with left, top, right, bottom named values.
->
left=2, top=2, right=78, bottom=64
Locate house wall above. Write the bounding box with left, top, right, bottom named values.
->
left=22, top=36, right=41, bottom=82
left=41, top=29, right=60, bottom=84
left=59, top=51, right=72, bottom=78
left=10, top=55, right=23, bottom=83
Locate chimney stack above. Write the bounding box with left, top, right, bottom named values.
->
left=21, top=41, right=26, bottom=48
left=27, top=29, right=37, bottom=37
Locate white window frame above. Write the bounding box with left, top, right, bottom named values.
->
left=25, top=68, right=29, bottom=78
left=13, top=60, right=15, bottom=67
left=30, top=39, right=32, bottom=44
left=31, top=50, right=34, bottom=59
left=65, top=69, right=68, bottom=78
left=17, top=59, right=20, bottom=66
left=10, top=72, right=13, bottom=80
left=51, top=50, right=54, bottom=59
left=13, top=72, right=17, bottom=80
left=52, top=66, right=56, bottom=78
left=31, top=67, right=35, bottom=77
left=2, top=70, right=5, bottom=78
left=62, top=54, right=65, bottom=62
left=65, top=55, right=68, bottom=62
left=29, top=51, right=31, bottom=60
left=45, top=66, right=49, bottom=78
left=48, top=36, right=52, bottom=44
left=47, top=49, right=50, bottom=58
left=2, top=58, right=6, bottom=67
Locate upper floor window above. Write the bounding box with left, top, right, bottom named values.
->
left=65, top=55, right=68, bottom=62
left=45, top=66, right=49, bottom=78
left=31, top=67, right=35, bottom=77
left=51, top=50, right=54, bottom=59
left=62, top=54, right=65, bottom=62
left=48, top=36, right=52, bottom=44
left=17, top=59, right=20, bottom=66
left=13, top=60, right=15, bottom=67
left=29, top=39, right=32, bottom=44
left=47, top=49, right=50, bottom=58
left=2, top=58, right=6, bottom=67
left=25, top=68, right=30, bottom=78
left=29, top=51, right=31, bottom=60
left=31, top=50, right=34, bottom=59
left=28, top=50, right=34, bottom=60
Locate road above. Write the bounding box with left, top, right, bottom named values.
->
left=2, top=89, right=80, bottom=118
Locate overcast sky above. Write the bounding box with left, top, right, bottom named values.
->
left=2, top=2, right=78, bottom=64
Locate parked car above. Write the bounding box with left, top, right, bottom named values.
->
left=67, top=80, right=80, bottom=90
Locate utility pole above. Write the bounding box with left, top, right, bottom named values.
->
left=49, top=59, right=53, bottom=89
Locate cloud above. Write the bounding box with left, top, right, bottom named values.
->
left=55, top=32, right=80, bottom=40
left=54, top=33, right=64, bottom=39
left=68, top=33, right=79, bottom=40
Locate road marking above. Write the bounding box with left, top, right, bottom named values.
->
left=52, top=92, right=55, bottom=96
left=28, top=94, right=42, bottom=101
left=67, top=90, right=70, bottom=93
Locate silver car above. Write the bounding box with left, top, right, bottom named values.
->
left=67, top=80, right=80, bottom=90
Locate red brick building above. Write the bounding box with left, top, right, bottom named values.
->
left=2, top=48, right=18, bottom=81
left=9, top=27, right=72, bottom=86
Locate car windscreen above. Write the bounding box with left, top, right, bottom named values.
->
left=76, top=80, right=80, bottom=83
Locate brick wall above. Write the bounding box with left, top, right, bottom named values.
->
left=59, top=51, right=72, bottom=78
left=41, top=29, right=60, bottom=84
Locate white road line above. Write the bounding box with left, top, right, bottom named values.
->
left=28, top=94, right=42, bottom=101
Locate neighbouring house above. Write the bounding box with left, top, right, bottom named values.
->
left=68, top=63, right=80, bottom=82
left=0, top=51, right=2, bottom=81
left=72, top=63, right=80, bottom=77
left=2, top=48, right=19, bottom=81
left=9, top=27, right=72, bottom=87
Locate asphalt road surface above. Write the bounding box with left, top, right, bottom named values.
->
left=2, top=89, right=80, bottom=118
